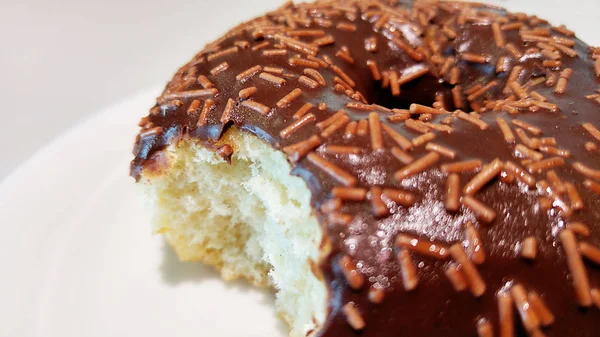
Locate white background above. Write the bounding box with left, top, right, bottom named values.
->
left=0, top=0, right=598, bottom=180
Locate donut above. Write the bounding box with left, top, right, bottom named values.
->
left=130, top=0, right=600, bottom=336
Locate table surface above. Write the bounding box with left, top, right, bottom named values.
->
left=1, top=0, right=598, bottom=181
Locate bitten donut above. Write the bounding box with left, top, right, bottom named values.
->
left=131, top=0, right=600, bottom=336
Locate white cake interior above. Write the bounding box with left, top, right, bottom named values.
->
left=137, top=127, right=328, bottom=337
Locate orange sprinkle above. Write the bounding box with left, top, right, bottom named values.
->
left=197, top=75, right=214, bottom=88
left=521, top=236, right=538, bottom=260
left=514, top=144, right=543, bottom=161
left=197, top=98, right=215, bottom=126
left=568, top=222, right=590, bottom=237
left=187, top=99, right=201, bottom=115
left=527, top=157, right=565, bottom=174
left=461, top=53, right=488, bottom=63
left=289, top=57, right=320, bottom=69
left=465, top=222, right=486, bottom=264
left=550, top=42, right=577, bottom=57
left=238, top=86, right=258, bottom=99
left=477, top=318, right=493, bottom=337
left=496, top=118, right=515, bottom=144
left=405, top=119, right=430, bottom=134
left=331, top=65, right=356, bottom=87
left=565, top=183, right=584, bottom=210
left=392, top=38, right=423, bottom=61
left=287, top=29, right=325, bottom=37
left=410, top=103, right=447, bottom=115
left=441, top=159, right=483, bottom=174
left=511, top=284, right=541, bottom=332
left=279, top=113, right=315, bottom=139
left=293, top=103, right=313, bottom=119
left=457, top=111, right=488, bottom=130
left=412, top=132, right=436, bottom=147
left=370, top=187, right=389, bottom=217
left=312, top=35, right=335, bottom=46
left=335, top=50, right=355, bottom=64
left=298, top=75, right=319, bottom=89
left=528, top=291, right=554, bottom=327
left=321, top=115, right=350, bottom=138
left=394, top=152, right=440, bottom=181
left=241, top=100, right=270, bottom=115
left=462, top=195, right=497, bottom=223
left=445, top=264, right=468, bottom=292
left=463, top=158, right=503, bottom=195
left=515, top=128, right=541, bottom=149
left=452, top=86, right=463, bottom=109
left=579, top=242, right=600, bottom=265
left=368, top=286, right=385, bottom=304
left=338, top=255, right=365, bottom=290
left=398, top=249, right=418, bottom=291
left=498, top=292, right=514, bottom=337
left=492, top=22, right=505, bottom=47
left=366, top=59, right=381, bottom=80
left=307, top=153, right=357, bottom=187
left=449, top=244, right=486, bottom=297
left=206, top=46, right=238, bottom=62
left=336, top=22, right=357, bottom=32
left=317, top=110, right=347, bottom=130
left=585, top=179, right=600, bottom=194
left=236, top=65, right=261, bottom=82
left=303, top=68, right=326, bottom=86
left=425, top=142, right=456, bottom=159
left=512, top=119, right=542, bottom=136
left=504, top=66, right=524, bottom=93
left=559, top=229, right=592, bottom=307
left=282, top=135, right=321, bottom=162
left=209, top=62, right=229, bottom=76
left=467, top=80, right=498, bottom=101
left=368, top=112, right=383, bottom=151
left=582, top=123, right=600, bottom=142
left=397, top=67, right=430, bottom=86
left=449, top=67, right=460, bottom=85
left=259, top=72, right=286, bottom=86
left=262, top=49, right=288, bottom=56
left=276, top=88, right=303, bottom=108
left=585, top=142, right=598, bottom=152
left=546, top=170, right=566, bottom=194
left=328, top=212, right=353, bottom=226
left=592, top=289, right=600, bottom=309
left=382, top=188, right=415, bottom=207
left=342, top=302, right=365, bottom=330
left=357, top=119, right=369, bottom=136
left=390, top=71, right=400, bottom=96
left=446, top=174, right=461, bottom=212
left=501, top=22, right=523, bottom=31
left=219, top=98, right=235, bottom=124
left=508, top=81, right=529, bottom=99
left=324, top=144, right=361, bottom=155
left=395, top=234, right=449, bottom=260
left=162, top=88, right=218, bottom=100
left=505, top=43, right=523, bottom=59
left=382, top=124, right=413, bottom=151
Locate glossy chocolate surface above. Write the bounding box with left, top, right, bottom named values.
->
left=131, top=1, right=600, bottom=336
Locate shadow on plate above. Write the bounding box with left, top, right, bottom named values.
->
left=159, top=238, right=258, bottom=290
left=158, top=239, right=289, bottom=335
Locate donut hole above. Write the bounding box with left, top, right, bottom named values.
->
left=367, top=74, right=446, bottom=111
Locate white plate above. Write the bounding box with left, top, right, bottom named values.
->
left=0, top=88, right=285, bottom=337
left=2, top=2, right=600, bottom=336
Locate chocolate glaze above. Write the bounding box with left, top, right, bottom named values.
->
left=131, top=1, right=600, bottom=336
